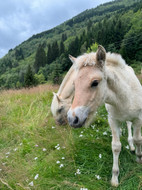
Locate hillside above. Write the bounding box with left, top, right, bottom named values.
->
left=0, top=85, right=142, bottom=189
left=0, top=0, right=142, bottom=89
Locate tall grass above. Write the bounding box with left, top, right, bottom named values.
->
left=0, top=84, right=142, bottom=190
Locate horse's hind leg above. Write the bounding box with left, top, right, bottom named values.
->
left=108, top=117, right=121, bottom=187
left=133, top=120, right=142, bottom=163
left=126, top=121, right=135, bottom=151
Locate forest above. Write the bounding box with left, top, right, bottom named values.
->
left=0, top=0, right=141, bottom=89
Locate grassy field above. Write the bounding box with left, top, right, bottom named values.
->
left=0, top=84, right=142, bottom=190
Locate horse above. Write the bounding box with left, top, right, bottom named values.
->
left=51, top=54, right=135, bottom=151
left=51, top=56, right=75, bottom=125
left=67, top=45, right=142, bottom=187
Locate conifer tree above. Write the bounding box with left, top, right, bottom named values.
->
left=24, top=65, right=35, bottom=87
left=34, top=44, right=46, bottom=73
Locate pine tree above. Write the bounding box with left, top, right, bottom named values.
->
left=34, top=44, right=46, bottom=73
left=24, top=65, right=35, bottom=87
left=47, top=44, right=53, bottom=64
left=59, top=41, right=65, bottom=55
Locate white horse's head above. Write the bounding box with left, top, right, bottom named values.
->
left=51, top=92, right=72, bottom=125
left=67, top=45, right=107, bottom=128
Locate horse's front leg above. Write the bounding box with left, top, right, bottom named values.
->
left=108, top=117, right=121, bottom=187
left=126, top=121, right=135, bottom=151
left=133, top=120, right=142, bottom=163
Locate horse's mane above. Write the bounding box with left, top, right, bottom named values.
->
left=75, top=52, right=126, bottom=70
left=57, top=64, right=74, bottom=96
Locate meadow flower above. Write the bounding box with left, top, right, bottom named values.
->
left=56, top=161, right=60, bottom=164
left=103, top=131, right=107, bottom=135
left=6, top=156, right=9, bottom=158
left=52, top=126, right=55, bottom=129
left=95, top=175, right=101, bottom=180
left=59, top=164, right=64, bottom=168
left=19, top=143, right=22, bottom=146
left=55, top=144, right=60, bottom=148
left=35, top=144, right=39, bottom=147
left=0, top=169, right=2, bottom=171
left=14, top=148, right=18, bottom=151
left=79, top=134, right=83, bottom=137
left=99, top=154, right=102, bottom=159
left=62, top=157, right=65, bottom=160
left=76, top=169, right=81, bottom=175
left=125, top=145, right=129, bottom=149
left=57, top=147, right=60, bottom=150
left=6, top=152, right=10, bottom=155
left=43, top=148, right=47, bottom=151
left=81, top=131, right=83, bottom=133
left=34, top=157, right=38, bottom=160
left=2, top=163, right=6, bottom=165
left=80, top=188, right=88, bottom=190
left=29, top=181, right=34, bottom=186
left=96, top=129, right=99, bottom=132
left=34, top=174, right=39, bottom=180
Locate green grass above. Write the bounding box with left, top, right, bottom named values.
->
left=0, top=85, right=142, bottom=190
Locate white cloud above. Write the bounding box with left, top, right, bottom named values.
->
left=0, top=0, right=111, bottom=58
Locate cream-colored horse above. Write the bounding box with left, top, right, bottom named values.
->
left=51, top=54, right=135, bottom=151
left=67, top=45, right=142, bottom=186
left=51, top=56, right=75, bottom=125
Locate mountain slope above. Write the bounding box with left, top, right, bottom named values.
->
left=0, top=0, right=141, bottom=89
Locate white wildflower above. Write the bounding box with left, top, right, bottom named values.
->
left=2, top=163, right=6, bottom=165
left=19, top=143, right=22, bottom=146
left=76, top=169, right=81, bottom=175
left=14, top=148, right=18, bottom=151
left=62, top=157, right=65, bottom=160
left=96, top=129, right=99, bottom=132
left=6, top=156, right=8, bottom=158
left=79, top=134, right=83, bottom=137
left=6, top=152, right=10, bottom=155
left=81, top=131, right=83, bottom=134
left=43, top=148, right=47, bottom=151
left=80, top=188, right=88, bottom=190
left=0, top=169, right=2, bottom=171
left=56, top=161, right=60, bottom=164
left=103, top=131, right=107, bottom=135
left=99, top=154, right=102, bottom=159
left=34, top=174, right=39, bottom=180
left=62, top=146, right=66, bottom=149
left=34, top=157, right=38, bottom=160
left=29, top=181, right=34, bottom=186
left=91, top=125, right=95, bottom=129
left=57, top=147, right=60, bottom=150
left=95, top=175, right=101, bottom=180
left=35, top=144, right=38, bottom=147
left=55, top=144, right=60, bottom=148
left=125, top=145, right=129, bottom=149
left=59, top=164, right=64, bottom=168
left=52, top=126, right=55, bottom=129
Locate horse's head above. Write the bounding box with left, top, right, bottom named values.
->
left=67, top=45, right=107, bottom=128
left=51, top=92, right=72, bottom=125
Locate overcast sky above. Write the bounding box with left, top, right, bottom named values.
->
left=0, top=0, right=111, bottom=58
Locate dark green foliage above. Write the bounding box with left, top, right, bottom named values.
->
left=34, top=44, right=46, bottom=73
left=24, top=65, right=36, bottom=87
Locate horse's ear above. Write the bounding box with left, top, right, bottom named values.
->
left=96, top=45, right=106, bottom=68
left=69, top=55, right=76, bottom=64
left=53, top=92, right=61, bottom=102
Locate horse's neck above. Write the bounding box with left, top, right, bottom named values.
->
left=105, top=65, right=142, bottom=107
left=58, top=65, right=74, bottom=99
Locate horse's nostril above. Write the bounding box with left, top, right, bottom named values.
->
left=73, top=116, right=79, bottom=125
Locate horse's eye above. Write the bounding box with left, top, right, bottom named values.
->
left=58, top=107, right=63, bottom=113
left=91, top=80, right=99, bottom=87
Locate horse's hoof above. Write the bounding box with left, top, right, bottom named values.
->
left=136, top=157, right=142, bottom=164
left=111, top=178, right=119, bottom=187
left=130, top=146, right=135, bottom=152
